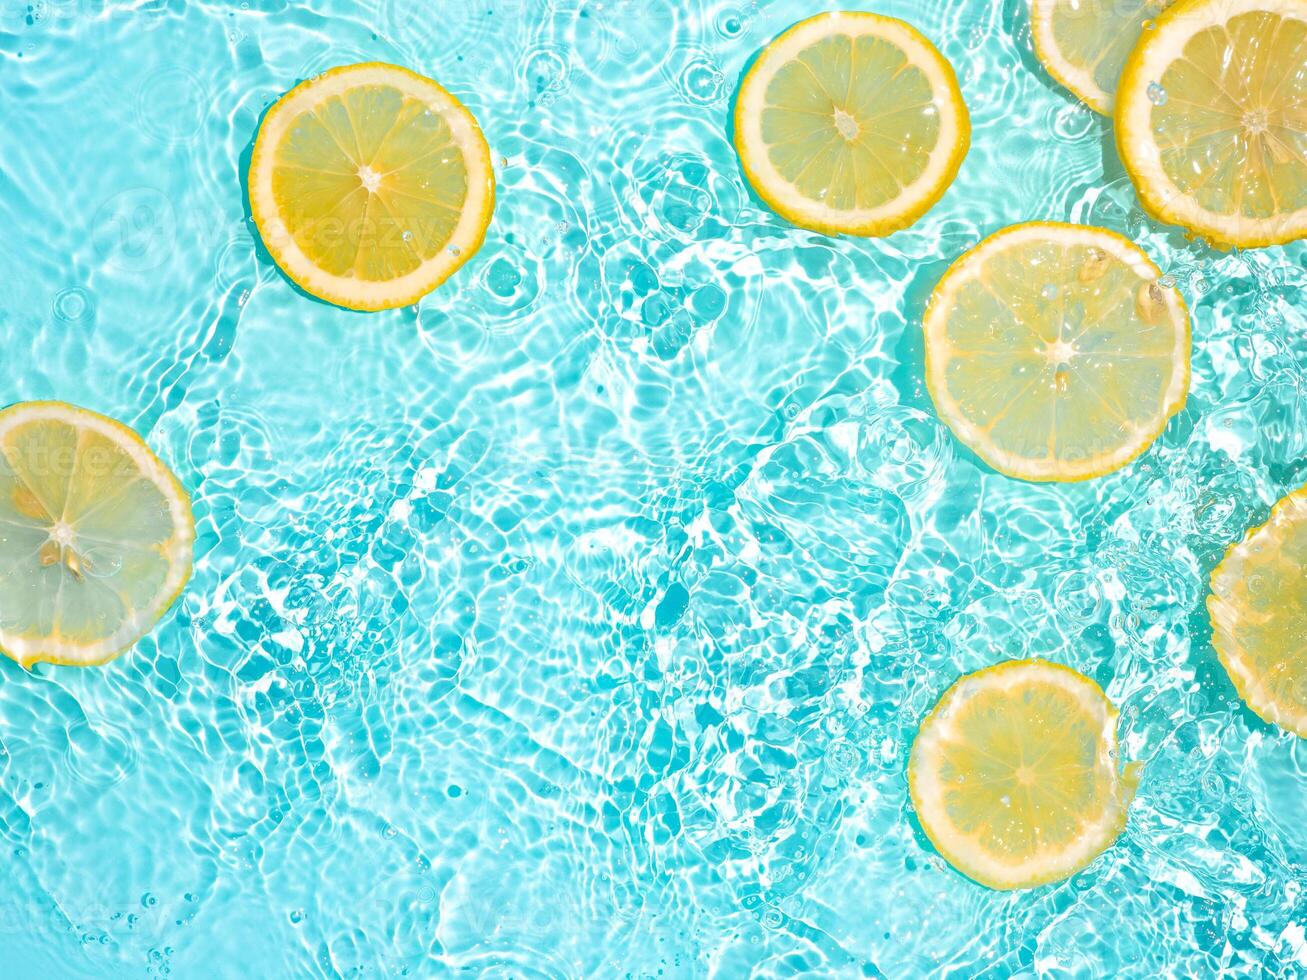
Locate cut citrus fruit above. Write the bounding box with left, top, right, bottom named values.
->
left=1208, top=484, right=1307, bottom=737
left=1030, top=0, right=1177, bottom=114
left=923, top=222, right=1190, bottom=482
left=249, top=62, right=495, bottom=311
left=733, top=11, right=970, bottom=236
left=0, top=402, right=194, bottom=668
left=909, top=659, right=1142, bottom=891
left=1116, top=0, right=1307, bottom=248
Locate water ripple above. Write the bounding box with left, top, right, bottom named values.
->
left=0, top=0, right=1304, bottom=976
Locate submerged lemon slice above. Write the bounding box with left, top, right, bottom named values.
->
left=1116, top=0, right=1307, bottom=248
left=923, top=222, right=1190, bottom=482
left=733, top=11, right=970, bottom=236
left=909, top=659, right=1141, bottom=891
left=1030, top=0, right=1177, bottom=114
left=0, top=402, right=194, bottom=668
left=1208, top=484, right=1307, bottom=737
left=249, top=62, right=495, bottom=311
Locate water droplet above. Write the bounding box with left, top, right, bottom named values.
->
left=1147, top=82, right=1168, bottom=106
left=52, top=286, right=93, bottom=323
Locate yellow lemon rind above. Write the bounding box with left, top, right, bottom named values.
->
left=0, top=401, right=195, bottom=670
left=1115, top=0, right=1307, bottom=249
left=923, top=221, right=1191, bottom=483
left=249, top=62, right=496, bottom=312
left=908, top=658, right=1139, bottom=891
left=1207, top=483, right=1307, bottom=738
left=733, top=11, right=971, bottom=237
left=1029, top=0, right=1114, bottom=115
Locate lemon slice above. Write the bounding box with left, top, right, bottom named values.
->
left=923, top=222, right=1190, bottom=482
left=1208, top=484, right=1307, bottom=737
left=0, top=402, right=194, bottom=668
left=733, top=11, right=970, bottom=236
left=909, top=659, right=1141, bottom=890
left=1116, top=0, right=1307, bottom=248
left=1030, top=0, right=1177, bottom=114
left=249, top=62, right=495, bottom=311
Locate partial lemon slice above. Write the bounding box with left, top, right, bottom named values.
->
left=1116, top=0, right=1307, bottom=248
left=733, top=11, right=970, bottom=236
left=1208, top=484, right=1307, bottom=737
left=923, top=222, right=1190, bottom=482
left=0, top=402, right=194, bottom=668
left=249, top=62, right=495, bottom=311
left=1030, top=0, right=1177, bottom=114
left=909, top=659, right=1141, bottom=890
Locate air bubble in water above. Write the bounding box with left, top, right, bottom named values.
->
left=1147, top=82, right=1168, bottom=106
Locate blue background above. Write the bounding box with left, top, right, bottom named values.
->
left=1, top=0, right=1304, bottom=976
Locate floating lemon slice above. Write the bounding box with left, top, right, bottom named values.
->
left=923, top=222, right=1190, bottom=482
left=909, top=659, right=1142, bottom=890
left=249, top=62, right=495, bottom=311
left=733, top=11, right=970, bottom=236
left=1030, top=0, right=1177, bottom=113
left=1208, top=484, right=1307, bottom=737
left=1116, top=0, right=1307, bottom=248
left=0, top=402, right=194, bottom=668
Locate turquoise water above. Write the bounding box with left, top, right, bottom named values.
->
left=2, top=0, right=1306, bottom=976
